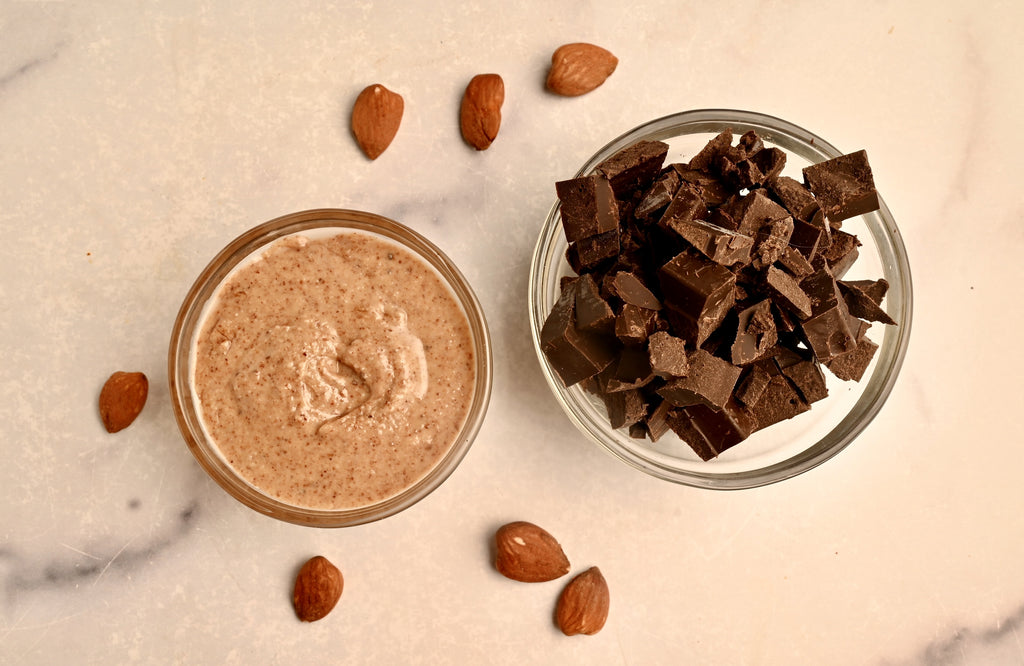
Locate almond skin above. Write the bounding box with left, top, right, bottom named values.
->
left=555, top=566, right=610, bottom=636
left=460, top=73, right=505, bottom=150
left=546, top=43, right=618, bottom=97
left=98, top=371, right=148, bottom=433
left=293, top=555, right=343, bottom=622
left=494, top=521, right=570, bottom=582
left=351, top=84, right=404, bottom=160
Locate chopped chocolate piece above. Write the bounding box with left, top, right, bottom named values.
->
left=769, top=175, right=819, bottom=222
left=567, top=228, right=619, bottom=272
left=673, top=166, right=731, bottom=206
left=688, top=129, right=733, bottom=172
left=559, top=275, right=578, bottom=293
left=605, top=346, right=654, bottom=392
left=825, top=334, right=878, bottom=381
left=658, top=183, right=706, bottom=231
left=634, top=170, right=681, bottom=220
left=540, top=283, right=617, bottom=387
left=838, top=279, right=896, bottom=325
left=731, top=299, right=778, bottom=365
left=751, top=214, right=794, bottom=270
left=657, top=348, right=741, bottom=410
left=645, top=398, right=674, bottom=442
left=777, top=246, right=815, bottom=278
left=821, top=228, right=861, bottom=278
left=731, top=189, right=791, bottom=238
left=628, top=422, right=648, bottom=439
left=596, top=139, right=670, bottom=198
left=781, top=359, right=829, bottom=404
left=735, top=361, right=775, bottom=407
left=615, top=304, right=658, bottom=344
left=799, top=268, right=857, bottom=362
left=718, top=154, right=763, bottom=190
left=602, top=388, right=648, bottom=429
left=766, top=266, right=813, bottom=320
left=736, top=130, right=763, bottom=157
left=842, top=278, right=889, bottom=304
left=556, top=174, right=620, bottom=243
left=746, top=374, right=810, bottom=430
left=610, top=271, right=662, bottom=310
left=750, top=146, right=787, bottom=183
left=658, top=251, right=737, bottom=346
left=669, top=400, right=755, bottom=460
left=802, top=149, right=880, bottom=223
left=665, top=217, right=753, bottom=267
left=574, top=274, right=615, bottom=332
left=648, top=330, right=688, bottom=378
left=807, top=208, right=834, bottom=253
left=789, top=217, right=825, bottom=261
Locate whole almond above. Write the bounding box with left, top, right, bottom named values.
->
left=546, top=43, right=618, bottom=97
left=351, top=84, right=404, bottom=160
left=460, top=73, right=504, bottom=150
left=555, top=566, right=610, bottom=636
left=98, top=371, right=148, bottom=433
left=292, top=555, right=343, bottom=622
left=494, top=521, right=570, bottom=582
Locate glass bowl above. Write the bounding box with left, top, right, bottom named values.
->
left=169, top=209, right=492, bottom=526
left=528, top=109, right=913, bottom=489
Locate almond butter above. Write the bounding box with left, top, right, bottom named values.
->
left=98, top=371, right=148, bottom=433
left=351, top=84, right=404, bottom=160
left=555, top=566, right=610, bottom=636
left=292, top=555, right=343, bottom=622
left=494, top=521, right=570, bottom=582
left=546, top=43, right=618, bottom=97
left=460, top=73, right=504, bottom=150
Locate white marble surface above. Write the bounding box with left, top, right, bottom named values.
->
left=2, top=1, right=1023, bottom=664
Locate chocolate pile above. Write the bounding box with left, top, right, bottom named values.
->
left=541, top=129, right=896, bottom=460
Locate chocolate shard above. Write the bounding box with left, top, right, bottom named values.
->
left=751, top=214, right=794, bottom=270
left=615, top=304, right=658, bottom=345
left=604, top=346, right=655, bottom=392
left=658, top=250, right=736, bottom=346
left=780, top=359, right=829, bottom=404
left=664, top=217, right=753, bottom=267
left=730, top=189, right=792, bottom=238
left=746, top=374, right=810, bottom=431
left=574, top=273, right=615, bottom=332
left=802, top=149, right=880, bottom=223
left=769, top=175, right=820, bottom=222
left=567, top=228, right=619, bottom=272
left=731, top=299, right=778, bottom=365
left=673, top=166, right=732, bottom=206
left=657, top=183, right=706, bottom=231
left=540, top=282, right=617, bottom=387
left=799, top=268, right=857, bottom=362
left=750, top=146, right=787, bottom=183
left=610, top=271, right=662, bottom=310
left=657, top=348, right=742, bottom=410
left=645, top=398, right=674, bottom=442
left=825, top=334, right=879, bottom=382
left=596, top=139, right=670, bottom=198
left=766, top=266, right=813, bottom=320
left=688, top=129, right=733, bottom=172
left=735, top=360, right=776, bottom=407
left=602, top=388, right=648, bottom=429
left=820, top=228, right=861, bottom=278
left=842, top=278, right=889, bottom=304
left=647, top=330, right=688, bottom=378
left=838, top=279, right=896, bottom=325
left=634, top=170, right=681, bottom=220
left=668, top=399, right=754, bottom=461
left=787, top=217, right=824, bottom=262
left=776, top=246, right=815, bottom=278
left=556, top=174, right=620, bottom=243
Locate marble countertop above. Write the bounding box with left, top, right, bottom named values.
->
left=3, top=2, right=1023, bottom=664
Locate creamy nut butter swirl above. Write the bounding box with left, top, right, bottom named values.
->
left=193, top=232, right=475, bottom=510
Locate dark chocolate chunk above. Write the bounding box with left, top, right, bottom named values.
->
left=574, top=274, right=615, bottom=332
left=615, top=304, right=658, bottom=344
left=776, top=246, right=814, bottom=278
left=731, top=299, right=777, bottom=365
left=825, top=334, right=878, bottom=382
left=556, top=174, right=620, bottom=243
left=688, top=129, right=733, bottom=172
left=540, top=282, right=617, bottom=386
left=567, top=228, right=619, bottom=272
left=602, top=388, right=648, bottom=429
left=645, top=398, right=674, bottom=442
left=647, top=330, right=688, bottom=378
left=610, top=271, right=662, bottom=310
left=658, top=183, right=706, bottom=231
left=657, top=348, right=742, bottom=410
left=664, top=217, right=753, bottom=267
left=751, top=214, right=794, bottom=270
left=838, top=279, right=895, bottom=325
left=769, top=175, right=819, bottom=222
left=802, top=149, right=880, bottom=223
left=746, top=374, right=810, bottom=431
left=766, top=266, right=813, bottom=320
left=799, top=268, right=857, bottom=363
left=596, top=140, right=670, bottom=198
left=673, top=166, right=732, bottom=206
left=634, top=170, right=681, bottom=220
left=781, top=359, right=829, bottom=404
left=789, top=217, right=825, bottom=262
left=605, top=346, right=655, bottom=392
left=735, top=361, right=775, bottom=407
left=842, top=278, right=889, bottom=304
left=750, top=146, right=787, bottom=183
left=668, top=400, right=755, bottom=460
left=658, top=251, right=737, bottom=346
left=730, top=189, right=791, bottom=238
left=821, top=229, right=861, bottom=278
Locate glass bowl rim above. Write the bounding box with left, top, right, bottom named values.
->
left=168, top=208, right=493, bottom=526
left=528, top=108, right=913, bottom=490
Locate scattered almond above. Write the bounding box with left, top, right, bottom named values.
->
left=351, top=83, right=404, bottom=160
left=460, top=73, right=505, bottom=150
left=555, top=566, right=610, bottom=636
left=98, top=371, right=148, bottom=433
left=292, top=555, right=343, bottom=622
left=546, top=43, right=618, bottom=97
left=494, top=521, right=570, bottom=582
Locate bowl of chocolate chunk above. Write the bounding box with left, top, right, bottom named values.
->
left=170, top=209, right=492, bottom=526
left=529, top=109, right=912, bottom=489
